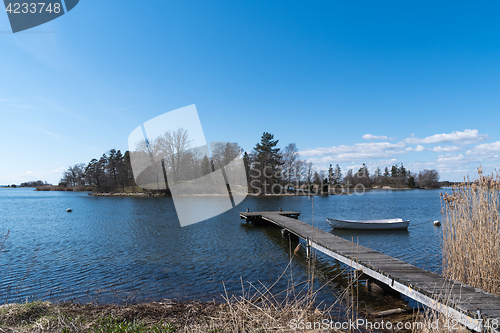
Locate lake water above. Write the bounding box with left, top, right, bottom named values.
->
left=0, top=188, right=447, bottom=305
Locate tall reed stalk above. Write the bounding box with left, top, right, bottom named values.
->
left=441, top=168, right=500, bottom=295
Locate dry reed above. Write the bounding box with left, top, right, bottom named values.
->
left=441, top=167, right=500, bottom=295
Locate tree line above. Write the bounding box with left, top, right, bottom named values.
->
left=60, top=149, right=135, bottom=191
left=20, top=180, right=50, bottom=187
left=341, top=163, right=440, bottom=189
left=243, top=132, right=441, bottom=194
left=59, top=130, right=441, bottom=193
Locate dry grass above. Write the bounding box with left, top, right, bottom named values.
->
left=0, top=252, right=347, bottom=332
left=0, top=283, right=343, bottom=333
left=441, top=167, right=500, bottom=295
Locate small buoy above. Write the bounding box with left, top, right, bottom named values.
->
left=433, top=220, right=441, bottom=227
left=66, top=208, right=72, bottom=212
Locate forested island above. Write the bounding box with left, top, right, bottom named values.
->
left=25, top=131, right=442, bottom=195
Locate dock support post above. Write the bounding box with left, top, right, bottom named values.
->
left=306, top=238, right=312, bottom=259
left=476, top=309, right=483, bottom=332
left=365, top=278, right=396, bottom=295
left=281, top=229, right=299, bottom=242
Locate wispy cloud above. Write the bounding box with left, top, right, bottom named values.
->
left=40, top=129, right=62, bottom=140
left=301, top=141, right=408, bottom=164
left=404, top=129, right=487, bottom=145
left=1, top=166, right=66, bottom=185
left=120, top=105, right=137, bottom=111
left=438, top=154, right=466, bottom=163
left=432, top=146, right=461, bottom=152
left=362, top=134, right=389, bottom=141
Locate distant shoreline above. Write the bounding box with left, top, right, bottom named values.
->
left=2, top=185, right=443, bottom=195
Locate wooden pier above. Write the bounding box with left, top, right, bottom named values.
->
left=240, top=210, right=500, bottom=332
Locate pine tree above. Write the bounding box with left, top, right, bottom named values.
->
left=374, top=167, right=382, bottom=184
left=200, top=155, right=211, bottom=176
left=333, top=164, right=342, bottom=184
left=407, top=176, right=415, bottom=188
left=253, top=132, right=283, bottom=194
left=383, top=167, right=390, bottom=177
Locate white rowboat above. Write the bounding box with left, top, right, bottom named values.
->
left=326, top=218, right=409, bottom=230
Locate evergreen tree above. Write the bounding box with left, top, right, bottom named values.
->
left=200, top=155, right=211, bottom=176
left=328, top=164, right=334, bottom=185
left=407, top=176, right=415, bottom=188
left=383, top=167, right=390, bottom=177
left=243, top=152, right=252, bottom=189
left=122, top=151, right=135, bottom=188
left=391, top=165, right=399, bottom=180
left=107, top=149, right=120, bottom=187
left=398, top=163, right=407, bottom=186
left=85, top=158, right=105, bottom=188
left=333, top=164, right=342, bottom=184
left=374, top=167, right=382, bottom=184
left=252, top=132, right=283, bottom=194
left=355, top=163, right=371, bottom=187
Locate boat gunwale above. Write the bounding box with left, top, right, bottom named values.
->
left=326, top=218, right=409, bottom=224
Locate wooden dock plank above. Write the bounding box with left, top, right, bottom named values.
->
left=239, top=211, right=500, bottom=330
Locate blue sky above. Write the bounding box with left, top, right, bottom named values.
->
left=1, top=0, right=500, bottom=184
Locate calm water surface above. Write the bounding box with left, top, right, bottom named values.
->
left=0, top=188, right=448, bottom=304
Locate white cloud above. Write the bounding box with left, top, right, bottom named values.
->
left=300, top=141, right=407, bottom=163
left=466, top=141, right=500, bottom=156
left=299, top=129, right=496, bottom=181
left=437, top=154, right=466, bottom=163
left=432, top=146, right=461, bottom=152
left=405, top=145, right=425, bottom=152
left=301, top=142, right=406, bottom=156
left=362, top=134, right=389, bottom=141
left=404, top=129, right=487, bottom=145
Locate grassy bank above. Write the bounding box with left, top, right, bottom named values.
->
left=0, top=285, right=331, bottom=332
left=0, top=290, right=470, bottom=333
left=0, top=300, right=213, bottom=333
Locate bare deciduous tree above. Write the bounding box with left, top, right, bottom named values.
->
left=282, top=143, right=300, bottom=187
left=153, top=128, right=192, bottom=183
left=417, top=169, right=440, bottom=188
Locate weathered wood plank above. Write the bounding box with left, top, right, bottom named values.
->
left=239, top=211, right=500, bottom=331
